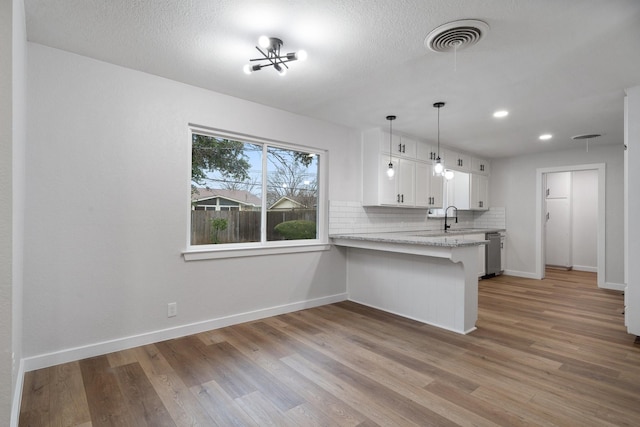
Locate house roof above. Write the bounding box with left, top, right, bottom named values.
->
left=268, top=196, right=307, bottom=210
left=24, top=0, right=640, bottom=158
left=192, top=188, right=261, bottom=207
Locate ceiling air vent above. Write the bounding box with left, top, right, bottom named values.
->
left=572, top=134, right=601, bottom=140
left=425, top=19, right=490, bottom=53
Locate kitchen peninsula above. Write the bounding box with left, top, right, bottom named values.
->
left=331, top=231, right=488, bottom=334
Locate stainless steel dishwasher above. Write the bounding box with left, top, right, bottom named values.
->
left=484, top=232, right=502, bottom=277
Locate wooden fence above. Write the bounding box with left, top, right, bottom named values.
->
left=191, top=209, right=317, bottom=245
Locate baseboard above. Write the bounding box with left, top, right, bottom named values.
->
left=573, top=265, right=597, bottom=273
left=22, top=292, right=348, bottom=372
left=601, top=282, right=625, bottom=292
left=11, top=358, right=25, bottom=427
left=503, top=269, right=539, bottom=279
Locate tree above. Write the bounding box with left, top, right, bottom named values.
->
left=191, top=134, right=251, bottom=188
left=266, top=147, right=318, bottom=207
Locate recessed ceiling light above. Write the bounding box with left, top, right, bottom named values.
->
left=539, top=134, right=552, bottom=141
left=493, top=110, right=508, bottom=118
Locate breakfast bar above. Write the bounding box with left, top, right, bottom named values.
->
left=331, top=232, right=488, bottom=334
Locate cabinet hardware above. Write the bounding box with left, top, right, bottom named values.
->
left=397, top=194, right=400, bottom=203
left=546, top=188, right=550, bottom=196
left=401, top=194, right=404, bottom=203
left=480, top=164, right=484, bottom=171
left=546, top=212, right=550, bottom=220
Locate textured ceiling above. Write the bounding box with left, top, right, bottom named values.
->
left=24, top=0, right=640, bottom=158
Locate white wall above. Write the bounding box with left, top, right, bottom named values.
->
left=572, top=170, right=598, bottom=271
left=626, top=85, right=640, bottom=336
left=491, top=144, right=624, bottom=284
left=23, top=43, right=360, bottom=368
left=0, top=0, right=14, bottom=422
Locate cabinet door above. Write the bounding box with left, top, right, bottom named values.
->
left=399, top=136, right=417, bottom=159
left=500, top=235, right=505, bottom=272
left=379, top=155, right=399, bottom=205
left=429, top=171, right=444, bottom=208
left=398, top=158, right=415, bottom=205
left=471, top=157, right=490, bottom=175
left=379, top=130, right=401, bottom=155
left=471, top=174, right=489, bottom=210
left=444, top=149, right=471, bottom=171
left=545, top=198, right=571, bottom=267
left=417, top=142, right=437, bottom=162
left=545, top=171, right=571, bottom=198
left=415, top=162, right=430, bottom=207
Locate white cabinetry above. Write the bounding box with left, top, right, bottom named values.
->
left=416, top=162, right=444, bottom=208
left=444, top=149, right=471, bottom=171
left=463, top=233, right=487, bottom=277
left=471, top=157, right=490, bottom=175
left=363, top=128, right=442, bottom=208
left=470, top=173, right=489, bottom=210
left=544, top=172, right=572, bottom=268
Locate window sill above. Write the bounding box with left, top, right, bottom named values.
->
left=183, top=242, right=332, bottom=261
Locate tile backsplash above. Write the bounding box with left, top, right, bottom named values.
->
left=329, top=201, right=505, bottom=235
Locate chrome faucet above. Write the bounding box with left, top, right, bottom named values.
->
left=444, top=205, right=458, bottom=232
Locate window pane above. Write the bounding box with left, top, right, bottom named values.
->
left=191, top=134, right=262, bottom=244
left=266, top=146, right=318, bottom=241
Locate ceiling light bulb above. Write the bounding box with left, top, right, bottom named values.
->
left=444, top=170, right=455, bottom=180
left=539, top=134, right=552, bottom=141
left=387, top=163, right=395, bottom=178
left=243, top=64, right=253, bottom=75
left=434, top=160, right=444, bottom=174
left=258, top=35, right=270, bottom=49
left=296, top=50, right=308, bottom=61
left=493, top=110, right=509, bottom=118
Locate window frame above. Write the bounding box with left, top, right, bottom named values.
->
left=183, top=124, right=330, bottom=260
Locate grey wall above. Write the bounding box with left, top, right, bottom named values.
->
left=23, top=43, right=360, bottom=367
left=491, top=144, right=624, bottom=284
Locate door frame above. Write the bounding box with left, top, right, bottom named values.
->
left=535, top=163, right=606, bottom=286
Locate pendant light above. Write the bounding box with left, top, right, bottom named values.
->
left=386, top=115, right=396, bottom=178
left=433, top=102, right=445, bottom=175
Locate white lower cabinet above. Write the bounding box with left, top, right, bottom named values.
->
left=463, top=233, right=486, bottom=277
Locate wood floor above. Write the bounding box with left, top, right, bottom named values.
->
left=19, top=270, right=640, bottom=426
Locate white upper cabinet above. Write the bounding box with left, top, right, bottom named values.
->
left=417, top=142, right=438, bottom=162
left=471, top=157, right=490, bottom=175
left=545, top=171, right=571, bottom=199
left=363, top=129, right=432, bottom=208
left=443, top=149, right=471, bottom=171
left=416, top=162, right=444, bottom=208
left=398, top=136, right=417, bottom=159
left=470, top=173, right=489, bottom=210
left=378, top=131, right=401, bottom=155
left=378, top=131, right=417, bottom=159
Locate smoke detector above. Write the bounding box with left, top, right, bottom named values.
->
left=425, top=19, right=490, bottom=53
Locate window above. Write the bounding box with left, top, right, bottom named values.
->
left=189, top=127, right=324, bottom=252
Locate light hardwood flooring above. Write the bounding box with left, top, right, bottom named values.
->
left=19, top=270, right=640, bottom=426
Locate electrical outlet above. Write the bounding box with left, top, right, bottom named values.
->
left=167, top=302, right=177, bottom=318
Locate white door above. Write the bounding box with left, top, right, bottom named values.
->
left=545, top=197, right=572, bottom=267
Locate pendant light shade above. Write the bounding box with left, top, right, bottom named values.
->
left=386, top=115, right=396, bottom=179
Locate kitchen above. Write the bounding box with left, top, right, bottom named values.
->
left=3, top=1, right=640, bottom=425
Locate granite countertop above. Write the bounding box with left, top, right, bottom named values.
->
left=330, top=228, right=504, bottom=248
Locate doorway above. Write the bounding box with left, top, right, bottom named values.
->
left=535, top=164, right=606, bottom=286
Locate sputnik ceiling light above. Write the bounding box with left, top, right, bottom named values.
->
left=386, top=115, right=396, bottom=178
left=243, top=36, right=307, bottom=76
